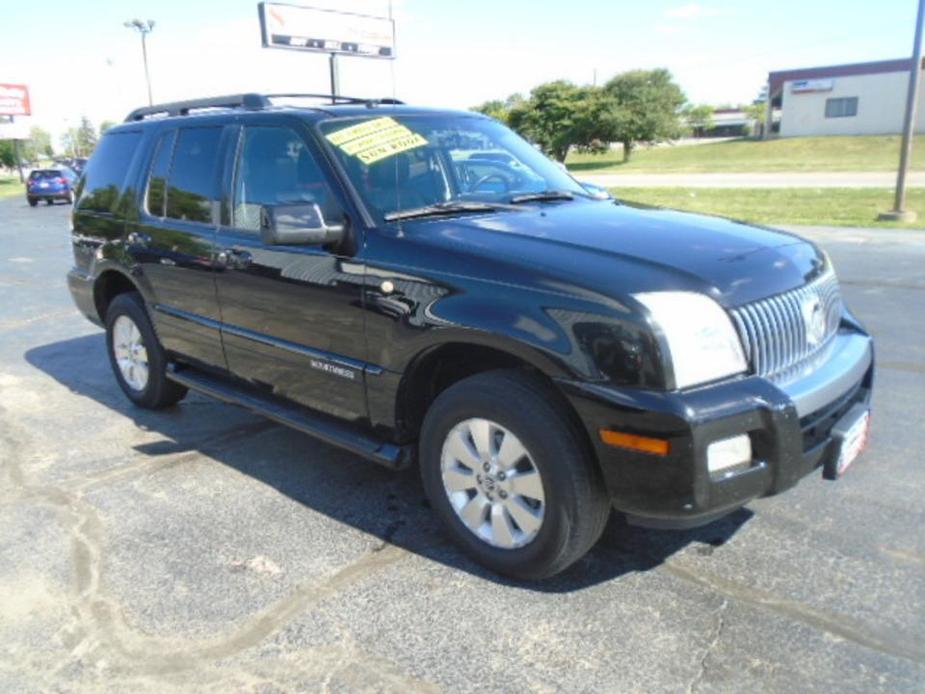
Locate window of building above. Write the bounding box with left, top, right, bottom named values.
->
left=232, top=126, right=341, bottom=232
left=145, top=130, right=176, bottom=217
left=825, top=97, right=859, bottom=119
left=76, top=131, right=142, bottom=213
left=165, top=127, right=222, bottom=224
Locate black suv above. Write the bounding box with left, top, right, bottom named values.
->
left=67, top=93, right=874, bottom=579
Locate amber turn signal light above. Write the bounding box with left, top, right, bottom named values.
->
left=599, top=429, right=670, bottom=456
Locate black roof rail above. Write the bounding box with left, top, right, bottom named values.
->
left=124, top=93, right=270, bottom=122
left=264, top=93, right=404, bottom=106
left=124, top=93, right=405, bottom=121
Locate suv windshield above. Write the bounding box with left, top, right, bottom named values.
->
left=318, top=114, right=587, bottom=223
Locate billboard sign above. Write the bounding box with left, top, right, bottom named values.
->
left=258, top=3, right=395, bottom=59
left=0, top=116, right=30, bottom=140
left=0, top=83, right=31, bottom=116
left=790, top=79, right=835, bottom=94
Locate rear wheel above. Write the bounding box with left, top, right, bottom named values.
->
left=45, top=198, right=53, bottom=206
left=105, top=292, right=188, bottom=409
left=27, top=197, right=37, bottom=207
left=420, top=370, right=610, bottom=580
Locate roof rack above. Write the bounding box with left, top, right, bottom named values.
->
left=124, top=93, right=405, bottom=122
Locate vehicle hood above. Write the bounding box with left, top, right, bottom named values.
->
left=401, top=200, right=826, bottom=307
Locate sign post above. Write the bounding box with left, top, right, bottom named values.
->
left=257, top=3, right=395, bottom=101
left=880, top=0, right=924, bottom=223
left=329, top=53, right=340, bottom=104
left=12, top=125, right=23, bottom=183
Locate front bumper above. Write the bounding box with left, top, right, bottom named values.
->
left=559, top=328, right=873, bottom=529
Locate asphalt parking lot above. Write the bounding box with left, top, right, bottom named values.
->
left=1, top=196, right=923, bottom=693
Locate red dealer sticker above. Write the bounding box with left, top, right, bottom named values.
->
left=0, top=84, right=31, bottom=116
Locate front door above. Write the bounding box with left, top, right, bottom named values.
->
left=213, top=120, right=369, bottom=423
left=129, top=125, right=228, bottom=369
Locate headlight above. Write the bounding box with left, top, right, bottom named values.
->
left=634, top=291, right=746, bottom=389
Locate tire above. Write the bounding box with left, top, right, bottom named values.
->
left=27, top=197, right=37, bottom=207
left=45, top=198, right=53, bottom=205
left=420, top=369, right=610, bottom=580
left=105, top=292, right=188, bottom=409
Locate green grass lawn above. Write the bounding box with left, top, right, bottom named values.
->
left=568, top=135, right=925, bottom=174
left=612, top=187, right=925, bottom=228
left=0, top=175, right=24, bottom=199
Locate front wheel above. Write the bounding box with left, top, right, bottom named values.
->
left=420, top=370, right=610, bottom=580
left=105, top=292, right=188, bottom=409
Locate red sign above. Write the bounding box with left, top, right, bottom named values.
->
left=0, top=84, right=31, bottom=116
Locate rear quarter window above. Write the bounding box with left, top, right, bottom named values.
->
left=76, top=131, right=143, bottom=214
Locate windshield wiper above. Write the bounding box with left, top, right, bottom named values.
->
left=384, top=201, right=520, bottom=222
left=509, top=190, right=575, bottom=204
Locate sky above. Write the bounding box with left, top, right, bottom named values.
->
left=0, top=0, right=917, bottom=144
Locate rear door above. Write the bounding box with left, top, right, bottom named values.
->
left=128, top=124, right=229, bottom=369
left=212, top=117, right=370, bottom=422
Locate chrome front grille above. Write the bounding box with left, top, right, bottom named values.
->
left=730, top=272, right=842, bottom=381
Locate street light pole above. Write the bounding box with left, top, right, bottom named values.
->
left=124, top=19, right=156, bottom=106
left=880, top=0, right=924, bottom=222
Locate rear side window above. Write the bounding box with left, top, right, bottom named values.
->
left=77, top=131, right=142, bottom=213
left=145, top=130, right=176, bottom=217
left=165, top=127, right=222, bottom=224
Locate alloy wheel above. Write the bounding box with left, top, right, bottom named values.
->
left=440, top=418, right=546, bottom=549
left=112, top=315, right=149, bottom=391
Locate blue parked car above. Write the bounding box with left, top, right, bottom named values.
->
left=26, top=167, right=78, bottom=206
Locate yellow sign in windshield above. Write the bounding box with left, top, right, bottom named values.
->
left=325, top=116, right=428, bottom=165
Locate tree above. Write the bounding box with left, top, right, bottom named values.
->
left=471, top=94, right=525, bottom=124
left=743, top=101, right=766, bottom=136
left=60, top=129, right=78, bottom=158
left=472, top=99, right=509, bottom=122
left=601, top=69, right=686, bottom=161
left=506, top=81, right=608, bottom=162
left=75, top=116, right=98, bottom=156
left=22, top=126, right=53, bottom=161
left=0, top=141, right=16, bottom=169
left=683, top=104, right=714, bottom=137
left=99, top=120, right=117, bottom=136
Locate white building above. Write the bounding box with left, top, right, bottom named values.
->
left=767, top=58, right=925, bottom=137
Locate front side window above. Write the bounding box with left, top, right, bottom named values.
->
left=825, top=97, right=858, bottom=118
left=77, top=131, right=142, bottom=213
left=165, top=127, right=222, bottom=223
left=232, top=126, right=342, bottom=232
left=318, top=114, right=588, bottom=223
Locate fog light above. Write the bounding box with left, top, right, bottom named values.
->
left=707, top=434, right=752, bottom=476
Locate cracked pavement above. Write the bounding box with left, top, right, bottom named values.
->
left=1, top=198, right=923, bottom=692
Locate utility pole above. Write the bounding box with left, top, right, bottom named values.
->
left=880, top=0, right=924, bottom=222
left=124, top=19, right=155, bottom=106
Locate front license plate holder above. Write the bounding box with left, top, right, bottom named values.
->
left=823, top=404, right=870, bottom=480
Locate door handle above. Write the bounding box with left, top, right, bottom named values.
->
left=126, top=231, right=151, bottom=247
left=215, top=248, right=252, bottom=269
